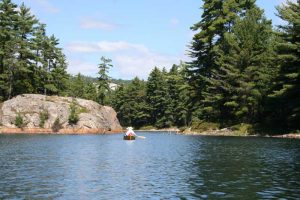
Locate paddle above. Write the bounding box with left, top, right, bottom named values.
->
left=136, top=135, right=146, bottom=139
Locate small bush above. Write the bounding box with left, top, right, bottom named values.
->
left=52, top=117, right=62, bottom=132
left=68, top=100, right=79, bottom=125
left=39, top=109, right=49, bottom=128
left=231, top=123, right=254, bottom=135
left=179, top=126, right=188, bottom=132
left=78, top=106, right=88, bottom=114
left=14, top=113, right=24, bottom=128
left=191, top=120, right=220, bottom=132
left=138, top=125, right=156, bottom=130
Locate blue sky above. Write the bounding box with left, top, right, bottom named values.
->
left=14, top=0, right=291, bottom=79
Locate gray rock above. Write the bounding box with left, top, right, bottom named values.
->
left=0, top=94, right=122, bottom=131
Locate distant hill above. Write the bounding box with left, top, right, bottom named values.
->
left=111, top=79, right=132, bottom=86
left=72, top=75, right=132, bottom=86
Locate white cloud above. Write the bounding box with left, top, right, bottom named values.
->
left=80, top=18, right=118, bottom=30
left=115, top=53, right=181, bottom=79
left=67, top=60, right=98, bottom=76
left=98, top=41, right=148, bottom=53
left=32, top=0, right=59, bottom=13
left=67, top=43, right=100, bottom=53
left=66, top=41, right=148, bottom=53
left=66, top=41, right=186, bottom=79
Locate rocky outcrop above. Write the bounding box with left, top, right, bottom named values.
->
left=0, top=94, right=122, bottom=134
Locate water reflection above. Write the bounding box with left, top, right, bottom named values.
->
left=0, top=134, right=299, bottom=199
left=187, top=136, right=300, bottom=199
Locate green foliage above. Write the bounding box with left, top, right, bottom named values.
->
left=191, top=120, right=220, bottom=132
left=146, top=67, right=171, bottom=128
left=111, top=63, right=190, bottom=129
left=14, top=113, right=24, bottom=128
left=68, top=99, right=79, bottom=125
left=52, top=117, right=62, bottom=132
left=97, top=56, right=113, bottom=105
left=266, top=1, right=300, bottom=131
left=39, top=109, right=49, bottom=128
left=0, top=0, right=68, bottom=101
left=231, top=123, right=254, bottom=136
left=1, top=0, right=299, bottom=135
left=187, top=0, right=257, bottom=121
left=166, top=63, right=190, bottom=127
left=194, top=6, right=277, bottom=126
left=112, top=77, right=149, bottom=128
left=139, top=125, right=156, bottom=130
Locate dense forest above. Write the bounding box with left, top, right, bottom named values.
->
left=0, top=0, right=299, bottom=134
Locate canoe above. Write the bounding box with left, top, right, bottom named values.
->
left=123, top=135, right=136, bottom=140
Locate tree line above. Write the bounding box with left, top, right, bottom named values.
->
left=111, top=0, right=299, bottom=133
left=0, top=0, right=69, bottom=100
left=0, top=0, right=112, bottom=105
left=0, top=0, right=299, bottom=133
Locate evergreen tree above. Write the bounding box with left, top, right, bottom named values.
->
left=83, top=82, right=97, bottom=102
left=128, top=77, right=149, bottom=127
left=13, top=3, right=38, bottom=95
left=111, top=84, right=127, bottom=124
left=32, top=23, right=47, bottom=94
left=268, top=0, right=300, bottom=130
left=146, top=67, right=172, bottom=128
left=111, top=78, right=149, bottom=128
left=69, top=73, right=85, bottom=98
left=167, top=62, right=190, bottom=127
left=204, top=7, right=276, bottom=125
left=42, top=35, right=68, bottom=95
left=187, top=0, right=256, bottom=120
left=97, top=56, right=112, bottom=105
left=0, top=0, right=68, bottom=100
left=0, top=0, right=19, bottom=100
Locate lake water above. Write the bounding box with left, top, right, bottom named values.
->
left=0, top=132, right=299, bottom=199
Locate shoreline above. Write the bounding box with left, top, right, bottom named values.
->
left=178, top=131, right=300, bottom=139
left=0, top=127, right=123, bottom=135
left=0, top=127, right=299, bottom=139
left=136, top=129, right=300, bottom=139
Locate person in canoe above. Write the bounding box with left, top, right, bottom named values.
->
left=123, top=127, right=137, bottom=140
left=125, top=127, right=136, bottom=137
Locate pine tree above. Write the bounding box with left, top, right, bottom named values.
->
left=111, top=78, right=149, bottom=128
left=146, top=67, right=172, bottom=128
left=0, top=1, right=68, bottom=100
left=97, top=56, right=112, bottom=105
left=42, top=35, right=68, bottom=95
left=0, top=0, right=19, bottom=100
left=32, top=23, right=47, bottom=94
left=204, top=7, right=276, bottom=125
left=69, top=73, right=85, bottom=98
left=111, top=84, right=127, bottom=125
left=268, top=0, right=300, bottom=130
left=187, top=0, right=256, bottom=121
left=167, top=62, right=190, bottom=127
left=83, top=82, right=97, bottom=102
left=13, top=3, right=39, bottom=95
left=128, top=77, right=149, bottom=127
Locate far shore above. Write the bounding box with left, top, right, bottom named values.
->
left=177, top=131, right=300, bottom=139
left=135, top=129, right=300, bottom=139
left=0, top=127, right=299, bottom=139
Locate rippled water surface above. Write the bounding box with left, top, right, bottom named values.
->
left=0, top=133, right=299, bottom=199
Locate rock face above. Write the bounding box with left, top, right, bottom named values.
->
left=0, top=94, right=122, bottom=133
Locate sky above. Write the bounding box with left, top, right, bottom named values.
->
left=13, top=0, right=292, bottom=80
